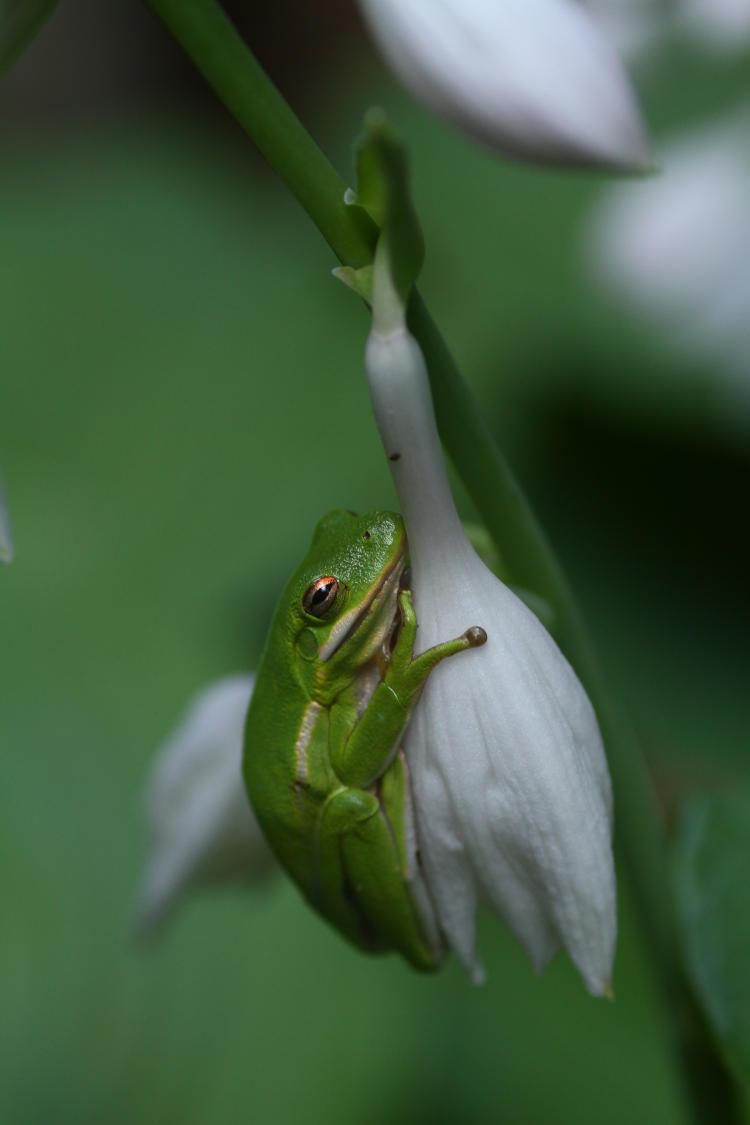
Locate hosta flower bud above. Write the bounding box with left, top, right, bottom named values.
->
left=0, top=469, right=13, bottom=563
left=356, top=0, right=649, bottom=170
left=135, top=675, right=274, bottom=935
left=365, top=321, right=616, bottom=994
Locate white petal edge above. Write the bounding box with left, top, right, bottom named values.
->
left=357, top=0, right=650, bottom=169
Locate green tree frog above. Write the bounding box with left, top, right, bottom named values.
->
left=243, top=509, right=486, bottom=971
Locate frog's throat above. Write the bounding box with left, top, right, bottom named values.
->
left=319, top=549, right=405, bottom=662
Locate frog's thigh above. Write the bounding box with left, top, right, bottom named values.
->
left=313, top=789, right=383, bottom=952
left=339, top=796, right=439, bottom=973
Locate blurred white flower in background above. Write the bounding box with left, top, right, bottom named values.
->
left=588, top=0, right=750, bottom=58
left=587, top=0, right=668, bottom=61
left=365, top=311, right=616, bottom=995
left=0, top=469, right=13, bottom=563
left=356, top=0, right=650, bottom=170
left=134, top=674, right=274, bottom=936
left=679, top=0, right=750, bottom=53
left=585, top=107, right=750, bottom=408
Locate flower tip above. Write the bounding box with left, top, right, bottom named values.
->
left=620, top=150, right=654, bottom=178
left=469, top=962, right=487, bottom=987
left=581, top=967, right=616, bottom=999
left=130, top=878, right=171, bottom=945
left=583, top=113, right=651, bottom=176
left=628, top=154, right=659, bottom=178
left=615, top=136, right=657, bottom=177
left=131, top=846, right=195, bottom=943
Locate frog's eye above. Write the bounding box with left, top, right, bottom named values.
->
left=303, top=576, right=339, bottom=618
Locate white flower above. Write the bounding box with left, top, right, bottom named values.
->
left=0, top=469, right=13, bottom=563
left=134, top=674, right=274, bottom=935
left=356, top=0, right=649, bottom=170
left=679, top=0, right=750, bottom=53
left=365, top=321, right=616, bottom=994
left=586, top=107, right=750, bottom=402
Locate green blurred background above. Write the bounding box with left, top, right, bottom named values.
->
left=2, top=3, right=749, bottom=1123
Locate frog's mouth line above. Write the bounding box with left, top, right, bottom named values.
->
left=319, top=546, right=406, bottom=662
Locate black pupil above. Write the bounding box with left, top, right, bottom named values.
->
left=312, top=582, right=334, bottom=606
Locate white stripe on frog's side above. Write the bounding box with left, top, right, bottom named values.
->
left=352, top=662, right=381, bottom=721
left=295, top=701, right=322, bottom=788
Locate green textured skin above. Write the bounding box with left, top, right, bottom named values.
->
left=243, top=510, right=481, bottom=971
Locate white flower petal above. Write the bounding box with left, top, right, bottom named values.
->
left=366, top=325, right=616, bottom=994
left=0, top=469, right=14, bottom=563
left=135, top=674, right=274, bottom=935
left=357, top=0, right=650, bottom=169
left=409, top=554, right=614, bottom=992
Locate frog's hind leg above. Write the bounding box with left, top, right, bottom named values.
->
left=339, top=772, right=443, bottom=974
left=312, top=788, right=390, bottom=955
left=315, top=784, right=442, bottom=971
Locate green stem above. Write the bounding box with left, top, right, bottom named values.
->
left=143, top=2, right=735, bottom=1120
